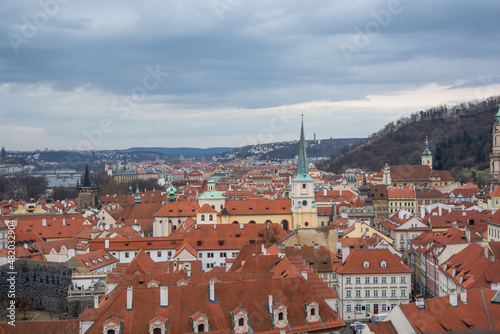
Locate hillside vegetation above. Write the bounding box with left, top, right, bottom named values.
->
left=319, top=96, right=500, bottom=183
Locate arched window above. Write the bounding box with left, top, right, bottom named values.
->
left=153, top=329, right=161, bottom=334
left=278, top=312, right=284, bottom=321
left=172, top=225, right=177, bottom=231
left=249, top=220, right=256, bottom=224
left=311, top=308, right=315, bottom=316
left=265, top=220, right=272, bottom=224
left=305, top=222, right=309, bottom=227
left=281, top=220, right=289, bottom=231
left=209, top=214, right=213, bottom=220
left=198, top=324, right=205, bottom=332
left=107, top=331, right=115, bottom=334
left=238, top=318, right=244, bottom=326
left=201, top=215, right=205, bottom=221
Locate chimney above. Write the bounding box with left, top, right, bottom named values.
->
left=127, top=286, right=133, bottom=310
left=261, top=244, right=265, bottom=254
left=484, top=244, right=489, bottom=258
left=187, top=269, right=192, bottom=278
left=63, top=218, right=66, bottom=226
left=94, top=295, right=99, bottom=308
left=160, top=286, right=168, bottom=307
left=24, top=243, right=28, bottom=249
left=105, top=240, right=109, bottom=249
left=301, top=270, right=308, bottom=280
left=421, top=207, right=425, bottom=219
left=239, top=223, right=244, bottom=230
left=209, top=280, right=216, bottom=302
left=268, top=295, right=273, bottom=314
left=460, top=290, right=467, bottom=304
left=464, top=227, right=471, bottom=243
left=342, top=246, right=350, bottom=263
left=415, top=294, right=425, bottom=310
left=439, top=206, right=442, bottom=216
left=278, top=251, right=285, bottom=259
left=42, top=219, right=47, bottom=226
left=449, top=289, right=458, bottom=307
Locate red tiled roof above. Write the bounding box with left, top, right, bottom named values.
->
left=337, top=249, right=412, bottom=274
left=400, top=289, right=500, bottom=333
left=74, top=249, right=118, bottom=271
left=0, top=320, right=79, bottom=334
left=81, top=276, right=345, bottom=334
left=154, top=201, right=200, bottom=217
left=224, top=199, right=291, bottom=215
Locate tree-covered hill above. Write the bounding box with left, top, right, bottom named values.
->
left=319, top=96, right=500, bottom=181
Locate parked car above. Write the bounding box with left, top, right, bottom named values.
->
left=353, top=322, right=366, bottom=333
left=350, top=322, right=365, bottom=328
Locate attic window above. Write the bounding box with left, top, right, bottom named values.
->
left=380, top=261, right=387, bottom=268
left=363, top=261, right=370, bottom=268
left=218, top=240, right=224, bottom=246
left=197, top=241, right=202, bottom=246
left=236, top=234, right=240, bottom=238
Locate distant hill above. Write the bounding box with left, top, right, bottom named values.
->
left=319, top=96, right=500, bottom=176
left=124, top=147, right=234, bottom=158
left=221, top=138, right=365, bottom=161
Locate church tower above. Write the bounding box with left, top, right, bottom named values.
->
left=291, top=116, right=317, bottom=229
left=76, top=160, right=98, bottom=212
left=421, top=136, right=433, bottom=169
left=490, top=105, right=500, bottom=192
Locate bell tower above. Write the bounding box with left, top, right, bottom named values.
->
left=421, top=136, right=433, bottom=169
left=291, top=116, right=317, bottom=229
left=490, top=105, right=500, bottom=192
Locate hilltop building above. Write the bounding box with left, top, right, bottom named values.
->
left=490, top=104, right=500, bottom=192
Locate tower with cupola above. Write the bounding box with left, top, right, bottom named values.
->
left=421, top=136, right=433, bottom=169
left=490, top=105, right=500, bottom=192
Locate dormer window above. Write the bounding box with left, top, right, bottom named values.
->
left=380, top=261, right=387, bottom=268
left=232, top=306, right=250, bottom=333
left=363, top=261, right=370, bottom=268
left=191, top=311, right=209, bottom=333
left=272, top=302, right=288, bottom=328
left=148, top=314, right=167, bottom=334
left=305, top=299, right=320, bottom=323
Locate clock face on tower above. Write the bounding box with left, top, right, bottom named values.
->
left=302, top=200, right=308, bottom=206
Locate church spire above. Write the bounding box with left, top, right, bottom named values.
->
left=294, top=115, right=312, bottom=181
left=495, top=104, right=500, bottom=124
left=82, top=158, right=92, bottom=187
left=422, top=136, right=432, bottom=157
left=134, top=185, right=141, bottom=203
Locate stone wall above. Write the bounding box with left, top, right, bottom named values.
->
left=0, top=259, right=72, bottom=314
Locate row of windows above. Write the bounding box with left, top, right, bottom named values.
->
left=199, top=252, right=237, bottom=259
left=346, top=303, right=399, bottom=313
left=346, top=276, right=406, bottom=284
left=390, top=202, right=414, bottom=207
left=345, top=289, right=406, bottom=298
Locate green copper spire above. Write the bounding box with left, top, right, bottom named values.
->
left=422, top=136, right=432, bottom=157
left=134, top=184, right=141, bottom=203
left=495, top=104, right=500, bottom=124
left=293, top=115, right=313, bottom=181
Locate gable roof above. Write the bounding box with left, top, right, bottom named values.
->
left=337, top=249, right=412, bottom=275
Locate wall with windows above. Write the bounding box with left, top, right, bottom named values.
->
left=337, top=272, right=411, bottom=321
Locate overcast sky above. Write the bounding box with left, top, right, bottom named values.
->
left=1, top=0, right=500, bottom=151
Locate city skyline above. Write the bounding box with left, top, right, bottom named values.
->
left=1, top=0, right=500, bottom=151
